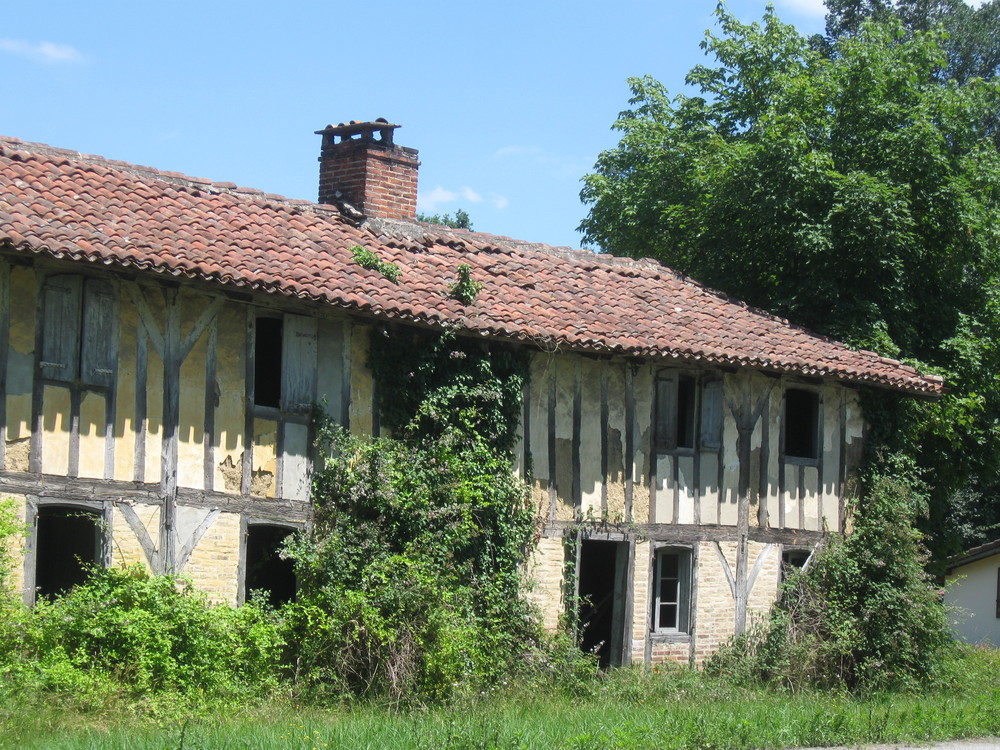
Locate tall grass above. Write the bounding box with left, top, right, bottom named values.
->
left=4, top=647, right=997, bottom=750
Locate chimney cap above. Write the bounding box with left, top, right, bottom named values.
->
left=315, top=118, right=401, bottom=147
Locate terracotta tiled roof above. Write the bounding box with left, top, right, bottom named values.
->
left=0, top=136, right=942, bottom=395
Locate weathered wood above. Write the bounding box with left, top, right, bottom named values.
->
left=176, top=508, right=221, bottom=570
left=29, top=269, right=46, bottom=474
left=547, top=364, right=556, bottom=521
left=0, top=472, right=312, bottom=521
left=203, top=317, right=218, bottom=491
left=688, top=542, right=700, bottom=666
left=816, top=393, right=825, bottom=528
left=746, top=542, right=776, bottom=594
left=134, top=327, right=148, bottom=482
left=126, top=285, right=166, bottom=357
left=68, top=388, right=80, bottom=477
left=0, top=260, right=8, bottom=469
left=281, top=313, right=317, bottom=414
left=39, top=275, right=82, bottom=381
left=712, top=540, right=737, bottom=600
left=571, top=359, right=581, bottom=511
left=179, top=296, right=223, bottom=360
left=542, top=518, right=825, bottom=545
left=242, top=310, right=254, bottom=496
left=521, top=374, right=531, bottom=481
left=624, top=364, right=635, bottom=521
left=81, top=278, right=117, bottom=388
left=159, top=287, right=181, bottom=572
left=117, top=500, right=161, bottom=572
left=600, top=364, right=608, bottom=514
left=340, top=320, right=352, bottom=431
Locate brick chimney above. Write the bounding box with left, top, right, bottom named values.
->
left=316, top=119, right=420, bottom=221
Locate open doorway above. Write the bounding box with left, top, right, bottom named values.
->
left=35, top=505, right=102, bottom=598
left=244, top=524, right=296, bottom=606
left=577, top=539, right=630, bottom=667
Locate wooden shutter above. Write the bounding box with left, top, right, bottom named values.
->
left=280, top=314, right=317, bottom=413
left=39, top=275, right=82, bottom=381
left=700, top=380, right=723, bottom=449
left=80, top=279, right=117, bottom=388
left=655, top=375, right=678, bottom=451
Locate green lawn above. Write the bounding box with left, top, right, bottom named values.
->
left=3, top=649, right=998, bottom=750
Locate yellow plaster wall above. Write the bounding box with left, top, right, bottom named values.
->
left=252, top=418, right=277, bottom=498
left=527, top=353, right=553, bottom=520
left=631, top=365, right=653, bottom=525
left=78, top=391, right=105, bottom=479
left=578, top=357, right=603, bottom=516
left=177, top=323, right=208, bottom=491
left=552, top=355, right=576, bottom=520
left=113, top=288, right=138, bottom=482
left=41, top=385, right=71, bottom=476
left=143, top=338, right=164, bottom=485
left=213, top=303, right=246, bottom=492
left=348, top=324, right=373, bottom=437
left=605, top=361, right=628, bottom=519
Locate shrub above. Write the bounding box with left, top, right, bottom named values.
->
left=9, top=565, right=285, bottom=706
left=709, top=474, right=950, bottom=692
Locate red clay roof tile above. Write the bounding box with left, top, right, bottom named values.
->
left=0, top=135, right=942, bottom=395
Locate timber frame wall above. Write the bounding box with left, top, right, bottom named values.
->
left=1, top=253, right=865, bottom=663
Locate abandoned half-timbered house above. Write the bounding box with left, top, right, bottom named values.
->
left=0, top=121, right=942, bottom=665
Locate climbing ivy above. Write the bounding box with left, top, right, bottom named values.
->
left=284, top=328, right=538, bottom=702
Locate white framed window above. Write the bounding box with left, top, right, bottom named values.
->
left=653, top=547, right=692, bottom=633
left=655, top=373, right=723, bottom=452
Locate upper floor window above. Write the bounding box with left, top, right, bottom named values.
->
left=655, top=373, right=723, bottom=452
left=783, top=388, right=820, bottom=460
left=39, top=275, right=117, bottom=388
left=253, top=313, right=317, bottom=413
left=653, top=547, right=692, bottom=633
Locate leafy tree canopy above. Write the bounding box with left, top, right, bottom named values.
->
left=825, top=0, right=1000, bottom=82
left=417, top=208, right=474, bottom=230
left=579, top=6, right=1000, bottom=557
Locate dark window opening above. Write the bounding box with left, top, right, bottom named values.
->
left=578, top=540, right=627, bottom=667
left=245, top=525, right=296, bottom=607
left=781, top=549, right=810, bottom=582
left=654, top=549, right=691, bottom=633
left=35, top=506, right=101, bottom=598
left=254, top=317, right=283, bottom=408
left=676, top=376, right=696, bottom=449
left=784, top=388, right=820, bottom=460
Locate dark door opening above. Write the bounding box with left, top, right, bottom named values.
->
left=578, top=539, right=629, bottom=667
left=35, top=505, right=101, bottom=598
left=245, top=524, right=296, bottom=606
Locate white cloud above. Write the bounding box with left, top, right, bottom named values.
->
left=0, top=38, right=84, bottom=63
left=418, top=185, right=507, bottom=212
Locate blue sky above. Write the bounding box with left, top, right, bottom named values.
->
left=4, top=1, right=836, bottom=249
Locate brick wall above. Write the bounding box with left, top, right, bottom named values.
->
left=318, top=140, right=419, bottom=221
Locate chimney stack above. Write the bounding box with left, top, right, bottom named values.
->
left=316, top=119, right=420, bottom=221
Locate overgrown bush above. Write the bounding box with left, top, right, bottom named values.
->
left=0, top=564, right=285, bottom=710
left=709, top=474, right=950, bottom=692
left=282, top=330, right=540, bottom=703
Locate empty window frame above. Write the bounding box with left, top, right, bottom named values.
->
left=253, top=314, right=317, bottom=412
left=34, top=505, right=103, bottom=598
left=655, top=373, right=723, bottom=451
left=653, top=548, right=692, bottom=633
left=39, top=275, right=117, bottom=387
left=781, top=548, right=811, bottom=582
left=783, top=388, right=820, bottom=460
left=244, top=524, right=296, bottom=607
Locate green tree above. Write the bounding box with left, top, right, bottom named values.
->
left=579, top=7, right=1000, bottom=558
left=417, top=208, right=474, bottom=230
left=826, top=0, right=1000, bottom=82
